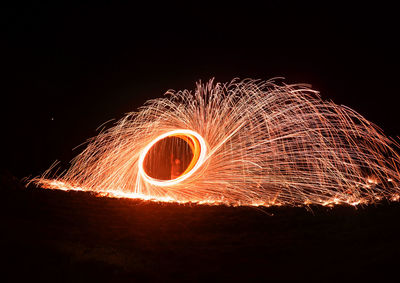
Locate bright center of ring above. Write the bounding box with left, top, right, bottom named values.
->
left=138, top=130, right=207, bottom=186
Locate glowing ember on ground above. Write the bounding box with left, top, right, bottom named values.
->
left=32, top=79, right=400, bottom=207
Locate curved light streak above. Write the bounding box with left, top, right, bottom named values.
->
left=138, top=129, right=207, bottom=187
left=32, top=78, right=400, bottom=207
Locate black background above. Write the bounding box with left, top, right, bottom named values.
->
left=3, top=2, right=399, bottom=179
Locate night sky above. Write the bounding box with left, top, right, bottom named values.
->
left=3, top=2, right=399, bottom=179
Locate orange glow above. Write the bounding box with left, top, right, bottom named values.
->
left=37, top=178, right=399, bottom=207
left=31, top=79, right=400, bottom=207
left=138, top=130, right=207, bottom=187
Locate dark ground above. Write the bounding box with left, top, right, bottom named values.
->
left=2, top=170, right=400, bottom=282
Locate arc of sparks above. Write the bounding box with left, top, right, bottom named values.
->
left=32, top=78, right=400, bottom=207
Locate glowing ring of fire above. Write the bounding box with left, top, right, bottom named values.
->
left=138, top=130, right=207, bottom=186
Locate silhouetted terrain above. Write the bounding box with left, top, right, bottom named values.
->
left=1, top=171, right=400, bottom=282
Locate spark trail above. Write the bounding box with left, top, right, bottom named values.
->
left=34, top=79, right=400, bottom=207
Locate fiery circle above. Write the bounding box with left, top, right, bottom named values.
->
left=138, top=130, right=207, bottom=186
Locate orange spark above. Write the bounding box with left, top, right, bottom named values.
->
left=31, top=79, right=400, bottom=207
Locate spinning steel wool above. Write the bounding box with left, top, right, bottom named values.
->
left=34, top=79, right=400, bottom=206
